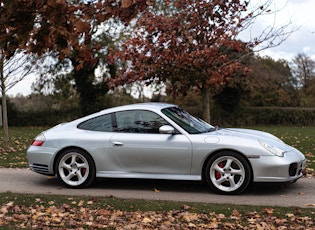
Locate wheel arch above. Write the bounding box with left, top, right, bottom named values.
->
left=53, top=146, right=96, bottom=175
left=201, top=149, right=254, bottom=183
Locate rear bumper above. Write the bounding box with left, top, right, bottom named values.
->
left=27, top=146, right=58, bottom=175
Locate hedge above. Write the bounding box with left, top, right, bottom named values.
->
left=9, top=109, right=80, bottom=127
left=245, top=107, right=315, bottom=126
left=7, top=107, right=315, bottom=127
left=212, top=107, right=315, bottom=127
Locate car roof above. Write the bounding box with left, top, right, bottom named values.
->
left=86, top=102, right=176, bottom=119
left=106, top=102, right=176, bottom=111
left=113, top=102, right=176, bottom=110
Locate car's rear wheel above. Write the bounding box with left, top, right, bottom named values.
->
left=205, top=151, right=251, bottom=195
left=56, top=148, right=95, bottom=188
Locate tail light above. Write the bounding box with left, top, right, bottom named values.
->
left=31, top=133, right=46, bottom=146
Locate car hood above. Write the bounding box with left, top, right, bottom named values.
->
left=211, top=128, right=294, bottom=151
left=221, top=128, right=282, bottom=142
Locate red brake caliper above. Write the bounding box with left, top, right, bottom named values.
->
left=215, top=162, right=224, bottom=179
left=81, top=168, right=86, bottom=176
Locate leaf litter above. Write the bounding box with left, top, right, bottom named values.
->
left=0, top=199, right=314, bottom=229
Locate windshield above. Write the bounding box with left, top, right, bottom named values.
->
left=162, top=107, right=216, bottom=134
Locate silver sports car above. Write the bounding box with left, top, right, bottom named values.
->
left=27, top=103, right=306, bottom=195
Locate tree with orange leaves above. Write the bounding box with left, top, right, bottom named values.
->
left=0, top=0, right=150, bottom=148
left=112, top=0, right=292, bottom=122
left=1, top=0, right=149, bottom=115
left=0, top=0, right=148, bottom=61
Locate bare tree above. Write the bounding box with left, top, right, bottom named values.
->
left=291, top=52, right=315, bottom=89
left=0, top=49, right=36, bottom=150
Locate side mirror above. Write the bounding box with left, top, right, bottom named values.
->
left=159, top=125, right=175, bottom=134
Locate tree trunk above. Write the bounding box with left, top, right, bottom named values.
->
left=201, top=87, right=210, bottom=123
left=1, top=91, right=9, bottom=150
left=0, top=55, right=9, bottom=150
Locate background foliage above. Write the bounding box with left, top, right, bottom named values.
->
left=4, top=51, right=314, bottom=127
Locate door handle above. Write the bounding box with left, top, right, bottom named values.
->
left=112, top=141, right=123, bottom=147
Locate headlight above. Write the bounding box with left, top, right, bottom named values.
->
left=258, top=140, right=286, bottom=157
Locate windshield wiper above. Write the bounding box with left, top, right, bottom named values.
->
left=202, top=127, right=215, bottom=133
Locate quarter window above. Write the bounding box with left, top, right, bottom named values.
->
left=78, top=114, right=113, bottom=132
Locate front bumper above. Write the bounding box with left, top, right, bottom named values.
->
left=249, top=149, right=306, bottom=182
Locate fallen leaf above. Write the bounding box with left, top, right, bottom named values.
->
left=286, top=213, right=295, bottom=218
left=142, top=217, right=152, bottom=223
left=78, top=200, right=84, bottom=207
left=182, top=204, right=191, bottom=210
left=304, top=203, right=315, bottom=207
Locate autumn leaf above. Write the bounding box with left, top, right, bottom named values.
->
left=153, top=187, right=160, bottom=192
left=121, top=0, right=133, bottom=8
left=286, top=213, right=295, bottom=218
left=263, top=208, right=274, bottom=216
left=181, top=204, right=191, bottom=210
left=231, top=209, right=241, bottom=219
left=78, top=200, right=84, bottom=207
left=142, top=217, right=152, bottom=223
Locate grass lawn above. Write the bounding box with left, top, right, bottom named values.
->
left=0, top=126, right=314, bottom=229
left=0, top=127, right=46, bottom=168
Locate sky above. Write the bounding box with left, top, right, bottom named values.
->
left=246, top=0, right=315, bottom=60
left=8, top=0, right=315, bottom=96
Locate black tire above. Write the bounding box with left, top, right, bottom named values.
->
left=56, top=148, right=95, bottom=188
left=205, top=151, right=251, bottom=195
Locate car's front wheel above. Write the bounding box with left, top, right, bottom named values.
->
left=205, top=151, right=251, bottom=195
left=56, top=148, right=95, bottom=188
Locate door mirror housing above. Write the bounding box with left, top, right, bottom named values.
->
left=159, top=125, right=175, bottom=134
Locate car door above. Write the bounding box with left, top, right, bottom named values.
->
left=109, top=110, right=192, bottom=174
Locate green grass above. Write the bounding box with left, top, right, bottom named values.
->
left=0, top=127, right=46, bottom=168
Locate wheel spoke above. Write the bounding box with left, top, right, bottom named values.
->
left=224, top=159, right=233, bottom=170
left=60, top=161, right=71, bottom=171
left=77, top=162, right=88, bottom=169
left=76, top=170, right=83, bottom=181
left=65, top=171, right=75, bottom=181
left=213, top=164, right=224, bottom=174
left=71, top=155, right=77, bottom=165
left=231, top=168, right=243, bottom=176
left=228, top=175, right=236, bottom=188
left=214, top=176, right=227, bottom=186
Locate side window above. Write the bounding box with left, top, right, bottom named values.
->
left=77, top=114, right=113, bottom=132
left=116, top=110, right=169, bottom=133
